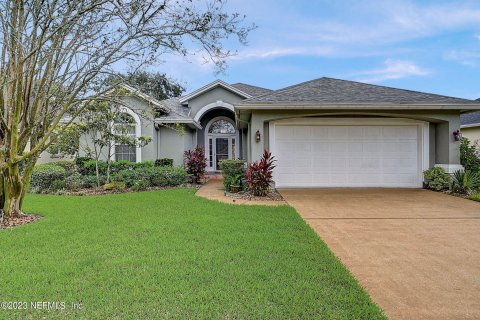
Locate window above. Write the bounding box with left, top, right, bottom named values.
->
left=208, top=119, right=235, bottom=134
left=115, top=113, right=137, bottom=162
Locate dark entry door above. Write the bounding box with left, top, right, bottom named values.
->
left=215, top=137, right=229, bottom=170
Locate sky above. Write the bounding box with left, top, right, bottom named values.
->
left=156, top=0, right=480, bottom=99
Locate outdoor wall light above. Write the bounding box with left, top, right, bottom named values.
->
left=453, top=130, right=462, bottom=141
left=255, top=130, right=261, bottom=142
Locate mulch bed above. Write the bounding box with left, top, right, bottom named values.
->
left=0, top=213, right=43, bottom=230
left=225, top=189, right=284, bottom=202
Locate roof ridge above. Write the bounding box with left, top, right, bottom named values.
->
left=243, top=77, right=327, bottom=101
left=231, top=82, right=272, bottom=90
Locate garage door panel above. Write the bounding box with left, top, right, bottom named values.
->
left=273, top=124, right=421, bottom=188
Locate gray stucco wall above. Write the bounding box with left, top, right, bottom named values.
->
left=188, top=87, right=245, bottom=119
left=243, top=109, right=462, bottom=167
left=157, top=127, right=195, bottom=166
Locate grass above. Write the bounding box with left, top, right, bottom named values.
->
left=468, top=193, right=480, bottom=202
left=0, top=189, right=385, bottom=319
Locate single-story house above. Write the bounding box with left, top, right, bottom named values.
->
left=52, top=77, right=480, bottom=188
left=460, top=100, right=480, bottom=142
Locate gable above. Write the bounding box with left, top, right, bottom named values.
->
left=188, top=86, right=247, bottom=118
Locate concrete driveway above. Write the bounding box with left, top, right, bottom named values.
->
left=278, top=188, right=480, bottom=320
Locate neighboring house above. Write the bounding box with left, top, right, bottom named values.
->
left=47, top=77, right=480, bottom=188
left=460, top=99, right=480, bottom=143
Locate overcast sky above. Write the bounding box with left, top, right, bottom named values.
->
left=155, top=0, right=480, bottom=99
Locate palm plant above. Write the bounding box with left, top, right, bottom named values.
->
left=451, top=170, right=480, bottom=195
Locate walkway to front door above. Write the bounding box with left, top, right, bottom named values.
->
left=279, top=188, right=480, bottom=320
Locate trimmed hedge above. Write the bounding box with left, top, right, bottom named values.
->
left=150, top=167, right=187, bottom=187
left=81, top=160, right=155, bottom=176
left=30, top=160, right=186, bottom=193
left=30, top=164, right=67, bottom=190
left=114, top=166, right=187, bottom=188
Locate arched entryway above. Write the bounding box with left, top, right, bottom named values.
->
left=205, top=116, right=239, bottom=171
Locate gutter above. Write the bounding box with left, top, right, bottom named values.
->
left=461, top=123, right=480, bottom=129
left=234, top=103, right=480, bottom=110
left=155, top=118, right=202, bottom=129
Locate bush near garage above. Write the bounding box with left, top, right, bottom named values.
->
left=423, top=167, right=451, bottom=191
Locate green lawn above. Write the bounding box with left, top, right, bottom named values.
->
left=0, top=189, right=385, bottom=319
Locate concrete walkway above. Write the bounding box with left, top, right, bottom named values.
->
left=196, top=179, right=286, bottom=206
left=279, top=188, right=480, bottom=320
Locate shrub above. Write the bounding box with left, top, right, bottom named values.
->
left=103, top=181, right=126, bottom=192
left=451, top=169, right=480, bottom=195
left=135, top=161, right=155, bottom=169
left=155, top=158, right=174, bottom=167
left=83, top=160, right=108, bottom=176
left=50, top=160, right=76, bottom=173
left=51, top=179, right=67, bottom=191
left=184, top=147, right=206, bottom=183
left=423, top=167, right=451, bottom=191
left=460, top=138, right=480, bottom=172
left=151, top=167, right=187, bottom=187
left=30, top=164, right=67, bottom=190
left=81, top=175, right=107, bottom=188
left=75, top=157, right=93, bottom=175
left=65, top=173, right=82, bottom=191
left=114, top=166, right=187, bottom=188
left=220, top=159, right=245, bottom=176
left=468, top=193, right=480, bottom=202
left=246, top=150, right=276, bottom=196
left=114, top=168, right=153, bottom=187
left=220, top=159, right=246, bottom=190
left=132, top=179, right=150, bottom=191
left=224, top=174, right=243, bottom=192
left=110, top=160, right=135, bottom=174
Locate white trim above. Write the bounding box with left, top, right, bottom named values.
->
left=461, top=123, right=480, bottom=129
left=111, top=106, right=142, bottom=163
left=179, top=80, right=251, bottom=104
left=205, top=116, right=239, bottom=171
left=193, top=101, right=235, bottom=122
left=235, top=103, right=480, bottom=110
left=269, top=117, right=429, bottom=188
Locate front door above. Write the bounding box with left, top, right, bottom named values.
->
left=207, top=136, right=237, bottom=171
left=215, top=137, right=229, bottom=170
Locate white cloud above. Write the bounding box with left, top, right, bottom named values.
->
left=351, top=59, right=431, bottom=83
left=220, top=0, right=480, bottom=66
left=445, top=50, right=480, bottom=67
left=229, top=46, right=336, bottom=60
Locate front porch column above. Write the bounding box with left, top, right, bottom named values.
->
left=435, top=119, right=463, bottom=173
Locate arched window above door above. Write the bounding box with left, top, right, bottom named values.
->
left=208, top=119, right=235, bottom=134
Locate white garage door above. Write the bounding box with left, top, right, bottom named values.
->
left=272, top=122, right=423, bottom=188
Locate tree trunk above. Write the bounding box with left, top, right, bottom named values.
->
left=95, top=159, right=100, bottom=188
left=2, top=163, right=25, bottom=218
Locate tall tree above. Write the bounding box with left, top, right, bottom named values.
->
left=112, top=71, right=185, bottom=101
left=0, top=0, right=254, bottom=218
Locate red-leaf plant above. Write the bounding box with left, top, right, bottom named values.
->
left=184, top=146, right=207, bottom=183
left=246, top=150, right=276, bottom=196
